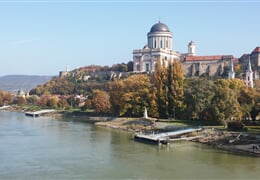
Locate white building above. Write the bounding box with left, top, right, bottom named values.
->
left=228, top=59, right=235, bottom=79
left=133, top=21, right=179, bottom=73
left=245, top=57, right=254, bottom=88
left=133, top=21, right=234, bottom=77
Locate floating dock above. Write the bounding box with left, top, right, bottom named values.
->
left=0, top=105, right=11, bottom=110
left=25, top=109, right=56, bottom=117
left=134, top=127, right=202, bottom=145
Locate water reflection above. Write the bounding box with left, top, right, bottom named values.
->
left=0, top=111, right=260, bottom=179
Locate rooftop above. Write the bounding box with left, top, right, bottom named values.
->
left=252, top=47, right=260, bottom=54
left=149, top=21, right=170, bottom=33
left=184, top=55, right=233, bottom=61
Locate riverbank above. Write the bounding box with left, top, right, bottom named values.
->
left=2, top=106, right=260, bottom=156
left=192, top=128, right=260, bottom=157
left=2, top=105, right=114, bottom=122
left=96, top=117, right=156, bottom=131
left=96, top=118, right=260, bottom=157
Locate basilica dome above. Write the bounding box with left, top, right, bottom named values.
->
left=150, top=21, right=170, bottom=33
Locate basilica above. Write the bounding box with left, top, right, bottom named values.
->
left=132, top=21, right=259, bottom=83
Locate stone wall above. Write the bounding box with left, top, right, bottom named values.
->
left=182, top=60, right=229, bottom=77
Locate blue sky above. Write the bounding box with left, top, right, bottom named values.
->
left=0, top=0, right=259, bottom=76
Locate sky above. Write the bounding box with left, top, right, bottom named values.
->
left=0, top=0, right=259, bottom=76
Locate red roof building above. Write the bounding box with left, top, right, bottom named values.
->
left=184, top=55, right=233, bottom=62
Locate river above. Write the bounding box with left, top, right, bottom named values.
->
left=0, top=111, right=259, bottom=179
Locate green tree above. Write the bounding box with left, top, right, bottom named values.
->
left=249, top=90, right=260, bottom=121
left=127, top=61, right=133, bottom=72
left=238, top=87, right=255, bottom=120
left=184, top=78, right=215, bottom=121
left=227, top=79, right=254, bottom=120
left=211, top=80, right=242, bottom=127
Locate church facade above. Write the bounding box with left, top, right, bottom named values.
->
left=133, top=21, right=179, bottom=72
left=133, top=21, right=235, bottom=77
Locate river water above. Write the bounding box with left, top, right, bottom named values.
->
left=0, top=111, right=259, bottom=179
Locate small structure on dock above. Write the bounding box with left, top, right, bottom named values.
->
left=25, top=109, right=56, bottom=117
left=143, top=107, right=148, bottom=119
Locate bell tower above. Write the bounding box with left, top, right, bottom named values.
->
left=228, top=59, right=235, bottom=79
left=188, top=41, right=196, bottom=56
left=245, top=57, right=254, bottom=88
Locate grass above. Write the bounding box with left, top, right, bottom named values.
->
left=157, top=118, right=221, bottom=127
left=246, top=126, right=260, bottom=134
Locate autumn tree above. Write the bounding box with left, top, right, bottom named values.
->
left=211, top=80, right=243, bottom=127
left=81, top=99, right=93, bottom=111
left=153, top=59, right=185, bottom=119
left=153, top=60, right=168, bottom=118
left=238, top=86, right=256, bottom=120
left=109, top=80, right=125, bottom=115
left=57, top=97, right=69, bottom=109
left=26, top=95, right=40, bottom=105
left=167, top=60, right=185, bottom=118
left=226, top=79, right=255, bottom=121
left=14, top=96, right=27, bottom=105
left=0, top=90, right=14, bottom=106
left=120, top=74, right=153, bottom=116
left=37, top=96, right=48, bottom=107
left=109, top=74, right=153, bottom=117
left=46, top=96, right=59, bottom=108
left=92, top=90, right=111, bottom=114
left=30, top=77, right=76, bottom=96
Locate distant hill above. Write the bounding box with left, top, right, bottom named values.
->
left=0, top=75, right=53, bottom=92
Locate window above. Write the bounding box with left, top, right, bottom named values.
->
left=154, top=40, right=156, bottom=48
left=160, top=40, right=163, bottom=48
left=166, top=40, right=168, bottom=48
left=146, top=63, right=149, bottom=72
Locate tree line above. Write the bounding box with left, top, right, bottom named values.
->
left=1, top=59, right=260, bottom=127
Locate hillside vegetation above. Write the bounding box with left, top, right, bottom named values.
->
left=1, top=62, right=260, bottom=130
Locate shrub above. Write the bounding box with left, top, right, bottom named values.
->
left=227, top=120, right=245, bottom=131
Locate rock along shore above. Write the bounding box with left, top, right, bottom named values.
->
left=95, top=118, right=260, bottom=157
